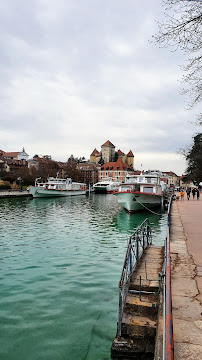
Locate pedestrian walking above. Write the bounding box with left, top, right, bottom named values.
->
left=180, top=190, right=184, bottom=201
left=197, top=189, right=200, bottom=200
left=186, top=187, right=191, bottom=200
left=192, top=188, right=196, bottom=200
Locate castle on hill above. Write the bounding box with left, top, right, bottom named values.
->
left=90, top=140, right=134, bottom=169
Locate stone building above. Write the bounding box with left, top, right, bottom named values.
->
left=90, top=140, right=134, bottom=169
left=101, top=140, right=115, bottom=163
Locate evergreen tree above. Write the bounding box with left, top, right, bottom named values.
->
left=113, top=152, right=119, bottom=162
left=185, top=133, right=202, bottom=185
left=98, top=154, right=104, bottom=165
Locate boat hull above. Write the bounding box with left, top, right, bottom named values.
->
left=114, top=192, right=162, bottom=212
left=93, top=187, right=107, bottom=194
left=29, top=186, right=86, bottom=198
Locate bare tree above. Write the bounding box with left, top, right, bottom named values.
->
left=153, top=0, right=202, bottom=121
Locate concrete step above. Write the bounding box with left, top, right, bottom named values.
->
left=111, top=336, right=154, bottom=359
left=121, top=313, right=157, bottom=339
left=129, top=282, right=160, bottom=293
left=124, top=293, right=159, bottom=318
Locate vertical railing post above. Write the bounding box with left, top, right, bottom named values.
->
left=143, top=230, right=145, bottom=250
left=136, top=237, right=139, bottom=261
left=129, top=243, right=132, bottom=275
left=118, top=288, right=122, bottom=338
left=147, top=223, right=149, bottom=245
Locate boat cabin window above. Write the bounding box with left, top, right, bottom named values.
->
left=120, top=186, right=132, bottom=192
left=138, top=177, right=144, bottom=182
left=143, top=187, right=154, bottom=194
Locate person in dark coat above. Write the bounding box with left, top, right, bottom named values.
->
left=192, top=188, right=196, bottom=199
left=186, top=187, right=191, bottom=200
left=197, top=189, right=200, bottom=200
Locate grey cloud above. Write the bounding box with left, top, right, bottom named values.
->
left=0, top=0, right=201, bottom=176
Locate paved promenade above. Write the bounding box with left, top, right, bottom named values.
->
left=0, top=190, right=31, bottom=198
left=170, top=194, right=202, bottom=359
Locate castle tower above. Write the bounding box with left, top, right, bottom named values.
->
left=90, top=149, right=99, bottom=163
left=127, top=150, right=134, bottom=168
left=101, top=140, right=115, bottom=163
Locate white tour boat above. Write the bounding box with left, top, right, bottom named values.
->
left=93, top=179, right=122, bottom=194
left=114, top=172, right=167, bottom=212
left=29, top=177, right=87, bottom=198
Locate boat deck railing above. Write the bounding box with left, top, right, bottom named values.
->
left=117, top=218, right=152, bottom=337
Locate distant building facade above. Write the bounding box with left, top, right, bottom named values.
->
left=0, top=148, right=29, bottom=177
left=163, top=171, right=179, bottom=187
left=76, top=163, right=99, bottom=185
left=1, top=147, right=29, bottom=161
left=98, top=157, right=133, bottom=182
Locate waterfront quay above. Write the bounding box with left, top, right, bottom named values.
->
left=170, top=195, right=202, bottom=358
left=111, top=194, right=202, bottom=359
left=0, top=190, right=32, bottom=198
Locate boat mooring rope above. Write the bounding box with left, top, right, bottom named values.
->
left=134, top=197, right=163, bottom=216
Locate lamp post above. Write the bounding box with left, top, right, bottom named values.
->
left=17, top=177, right=22, bottom=192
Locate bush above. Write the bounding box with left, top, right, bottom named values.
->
left=0, top=184, right=12, bottom=190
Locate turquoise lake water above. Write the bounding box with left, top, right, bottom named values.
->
left=0, top=194, right=167, bottom=360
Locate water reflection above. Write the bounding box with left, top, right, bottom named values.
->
left=0, top=193, right=167, bottom=360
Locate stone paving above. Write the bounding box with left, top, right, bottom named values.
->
left=170, top=194, right=202, bottom=359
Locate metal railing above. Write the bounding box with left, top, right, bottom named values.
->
left=162, top=196, right=174, bottom=360
left=117, top=219, right=152, bottom=337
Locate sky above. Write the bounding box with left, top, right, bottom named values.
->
left=0, top=0, right=201, bottom=176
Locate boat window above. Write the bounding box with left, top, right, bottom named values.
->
left=139, top=177, right=144, bottom=182
left=147, top=177, right=151, bottom=183
left=143, top=187, right=153, bottom=193
left=120, top=186, right=131, bottom=191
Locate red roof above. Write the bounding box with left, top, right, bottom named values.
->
left=90, top=148, right=99, bottom=156
left=163, top=171, right=178, bottom=177
left=117, top=149, right=125, bottom=156
left=101, top=140, right=115, bottom=147
left=77, top=163, right=97, bottom=170
left=100, top=157, right=133, bottom=171
left=0, top=150, right=6, bottom=157
left=4, top=152, right=19, bottom=157
left=127, top=150, right=134, bottom=157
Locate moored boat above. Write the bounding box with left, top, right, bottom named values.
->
left=93, top=179, right=122, bottom=194
left=29, top=177, right=87, bottom=198
left=114, top=172, right=167, bottom=212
